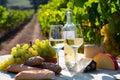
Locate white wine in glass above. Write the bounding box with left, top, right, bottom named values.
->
left=62, top=10, right=84, bottom=74
left=49, top=25, right=64, bottom=65
left=65, top=24, right=84, bottom=73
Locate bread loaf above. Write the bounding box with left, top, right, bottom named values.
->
left=40, top=62, right=62, bottom=74
left=24, top=56, right=44, bottom=66
left=93, top=53, right=119, bottom=70
left=15, top=69, right=55, bottom=80
left=6, top=64, right=41, bottom=73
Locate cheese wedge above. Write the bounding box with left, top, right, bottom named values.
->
left=78, top=58, right=96, bottom=72
left=93, top=53, right=119, bottom=70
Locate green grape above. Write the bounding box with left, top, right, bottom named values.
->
left=39, top=42, right=43, bottom=48
left=28, top=47, right=34, bottom=53
left=32, top=44, right=38, bottom=50
left=0, top=58, right=12, bottom=70
left=41, top=40, right=46, bottom=48
left=12, top=51, right=19, bottom=57
left=44, top=40, right=49, bottom=45
left=11, top=47, right=17, bottom=51
left=27, top=50, right=31, bottom=55
left=11, top=49, right=17, bottom=56
left=0, top=62, right=6, bottom=70
left=44, top=40, right=49, bottom=47
left=21, top=49, right=27, bottom=56
left=28, top=47, right=38, bottom=56
left=8, top=56, right=15, bottom=64
left=32, top=50, right=38, bottom=56
left=16, top=49, right=23, bottom=57
left=22, top=44, right=29, bottom=50
left=0, top=63, right=2, bottom=70
left=16, top=44, right=21, bottom=48
left=4, top=57, right=15, bottom=67
left=35, top=39, right=41, bottom=45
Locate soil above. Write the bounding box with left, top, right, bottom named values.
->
left=0, top=14, right=44, bottom=55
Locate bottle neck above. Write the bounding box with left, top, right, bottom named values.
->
left=67, top=16, right=72, bottom=24
left=66, top=10, right=72, bottom=24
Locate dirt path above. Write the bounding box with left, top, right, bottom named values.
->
left=0, top=14, right=42, bottom=55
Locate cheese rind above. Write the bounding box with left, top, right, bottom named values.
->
left=93, top=53, right=119, bottom=70
left=106, top=54, right=119, bottom=70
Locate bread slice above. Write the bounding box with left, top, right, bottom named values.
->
left=93, top=53, right=119, bottom=70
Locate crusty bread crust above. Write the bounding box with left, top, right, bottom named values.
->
left=14, top=69, right=55, bottom=80
left=6, top=64, right=41, bottom=73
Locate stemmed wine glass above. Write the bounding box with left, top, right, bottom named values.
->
left=64, top=24, right=84, bottom=73
left=49, top=25, right=64, bottom=65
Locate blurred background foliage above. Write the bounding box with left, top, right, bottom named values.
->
left=0, top=0, right=34, bottom=38
left=37, top=0, right=120, bottom=57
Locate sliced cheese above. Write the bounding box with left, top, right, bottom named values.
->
left=93, top=53, right=119, bottom=70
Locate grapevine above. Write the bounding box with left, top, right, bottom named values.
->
left=101, top=21, right=120, bottom=57
left=0, top=6, right=34, bottom=37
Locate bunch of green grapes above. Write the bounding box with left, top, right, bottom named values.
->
left=11, top=44, right=32, bottom=63
left=101, top=24, right=120, bottom=57
left=0, top=56, right=14, bottom=70
left=0, top=43, right=32, bottom=70
left=33, top=39, right=57, bottom=58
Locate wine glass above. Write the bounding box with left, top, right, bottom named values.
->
left=64, top=24, right=84, bottom=73
left=49, top=25, right=64, bottom=65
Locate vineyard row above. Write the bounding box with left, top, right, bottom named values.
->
left=0, top=6, right=34, bottom=40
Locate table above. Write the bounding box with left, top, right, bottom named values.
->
left=0, top=51, right=120, bottom=80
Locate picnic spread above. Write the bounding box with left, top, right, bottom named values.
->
left=0, top=50, right=120, bottom=80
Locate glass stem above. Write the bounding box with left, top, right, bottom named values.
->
left=73, top=49, right=78, bottom=65
left=73, top=49, right=79, bottom=72
left=56, top=48, right=60, bottom=65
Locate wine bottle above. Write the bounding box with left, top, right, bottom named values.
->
left=62, top=10, right=77, bottom=71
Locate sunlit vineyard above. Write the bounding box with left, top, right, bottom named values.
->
left=0, top=6, right=34, bottom=38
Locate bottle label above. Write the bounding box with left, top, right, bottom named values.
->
left=63, top=31, right=75, bottom=39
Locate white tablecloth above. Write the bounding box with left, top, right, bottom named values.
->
left=0, top=51, right=120, bottom=80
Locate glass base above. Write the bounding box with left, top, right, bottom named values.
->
left=66, top=63, right=81, bottom=75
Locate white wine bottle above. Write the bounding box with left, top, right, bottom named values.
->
left=62, top=10, right=77, bottom=71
